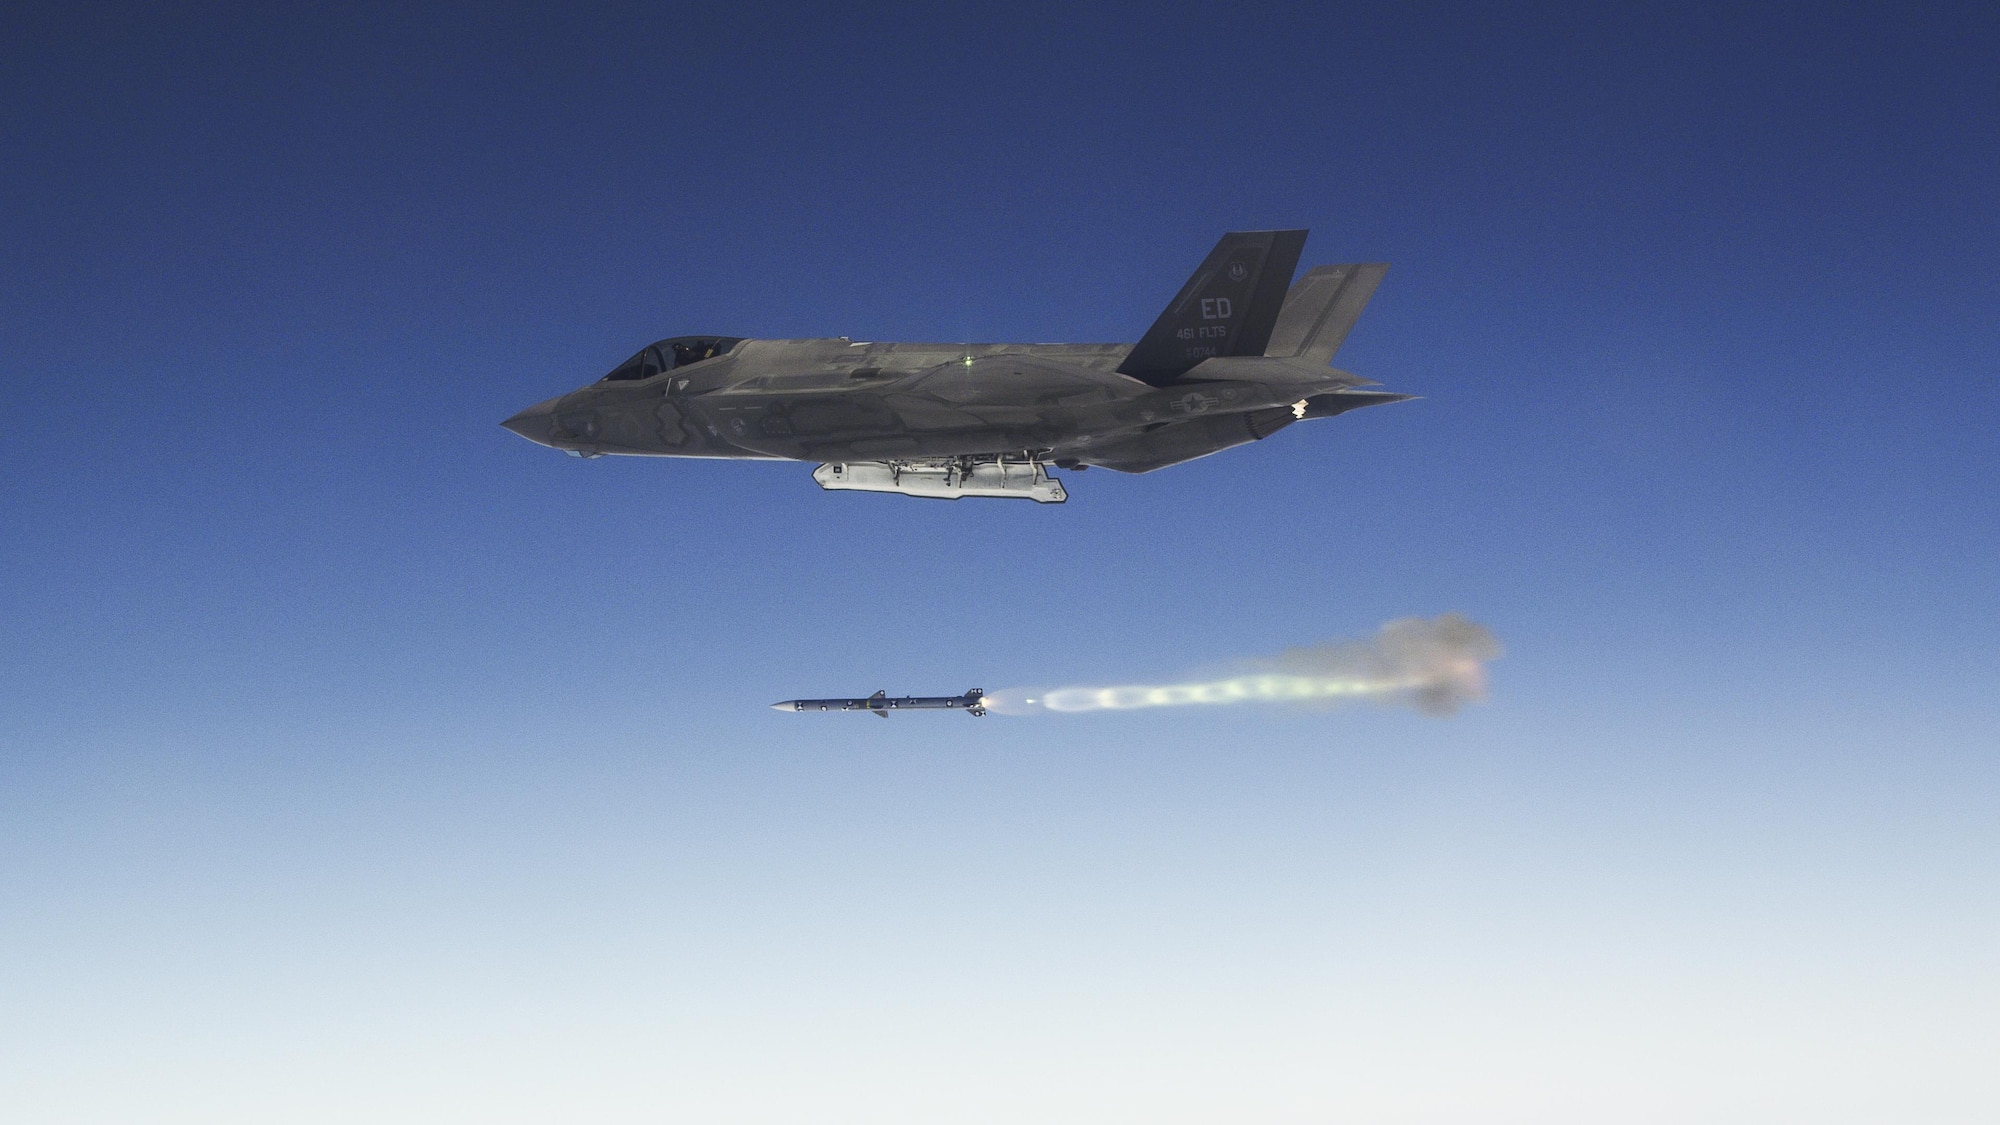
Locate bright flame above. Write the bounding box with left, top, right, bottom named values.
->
left=984, top=615, right=1500, bottom=718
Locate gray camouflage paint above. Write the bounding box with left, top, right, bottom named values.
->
left=503, top=232, right=1409, bottom=479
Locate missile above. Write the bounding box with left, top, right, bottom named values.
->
left=771, top=688, right=988, bottom=718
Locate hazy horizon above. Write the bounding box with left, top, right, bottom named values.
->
left=3, top=3, right=1995, bottom=1121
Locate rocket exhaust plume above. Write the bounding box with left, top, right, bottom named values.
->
left=984, top=615, right=1501, bottom=717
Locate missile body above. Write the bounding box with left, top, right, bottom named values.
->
left=772, top=689, right=987, bottom=718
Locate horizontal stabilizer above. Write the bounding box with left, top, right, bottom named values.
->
left=1299, top=390, right=1413, bottom=418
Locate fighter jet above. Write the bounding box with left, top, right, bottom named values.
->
left=502, top=230, right=1408, bottom=502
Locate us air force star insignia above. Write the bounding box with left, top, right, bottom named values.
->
left=1227, top=261, right=1249, bottom=283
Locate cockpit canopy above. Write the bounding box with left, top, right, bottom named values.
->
left=602, top=336, right=744, bottom=382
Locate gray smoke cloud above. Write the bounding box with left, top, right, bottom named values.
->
left=983, top=614, right=1502, bottom=717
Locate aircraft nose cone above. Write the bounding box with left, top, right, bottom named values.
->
left=501, top=399, right=559, bottom=446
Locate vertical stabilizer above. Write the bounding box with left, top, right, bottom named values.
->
left=1263, top=263, right=1388, bottom=366
left=1118, top=230, right=1308, bottom=386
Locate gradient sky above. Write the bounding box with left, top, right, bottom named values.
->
left=3, top=3, right=1996, bottom=1121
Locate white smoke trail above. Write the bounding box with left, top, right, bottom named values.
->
left=984, top=615, right=1501, bottom=717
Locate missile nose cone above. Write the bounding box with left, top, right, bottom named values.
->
left=770, top=701, right=795, bottom=712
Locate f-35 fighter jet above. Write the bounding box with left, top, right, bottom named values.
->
left=502, top=230, right=1408, bottom=502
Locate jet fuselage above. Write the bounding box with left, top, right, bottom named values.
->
left=502, top=232, right=1410, bottom=498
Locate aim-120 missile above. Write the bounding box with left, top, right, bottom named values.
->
left=771, top=689, right=987, bottom=717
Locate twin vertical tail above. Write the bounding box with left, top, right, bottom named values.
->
left=1117, top=230, right=1308, bottom=385
left=1117, top=230, right=1388, bottom=385
left=1264, top=263, right=1389, bottom=367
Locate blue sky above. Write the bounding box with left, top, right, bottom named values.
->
left=3, top=3, right=1996, bottom=1120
